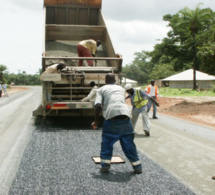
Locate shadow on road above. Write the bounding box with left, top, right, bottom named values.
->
left=34, top=116, right=103, bottom=132
left=90, top=170, right=135, bottom=183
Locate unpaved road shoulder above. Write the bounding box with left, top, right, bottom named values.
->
left=158, top=96, right=215, bottom=129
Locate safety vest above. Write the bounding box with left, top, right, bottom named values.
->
left=146, top=85, right=158, bottom=100
left=133, top=90, right=148, bottom=109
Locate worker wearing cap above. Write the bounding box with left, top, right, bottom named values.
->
left=145, top=80, right=159, bottom=119
left=125, top=84, right=159, bottom=136
left=77, top=39, right=101, bottom=66
left=91, top=74, right=142, bottom=174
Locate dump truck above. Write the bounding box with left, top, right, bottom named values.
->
left=33, top=0, right=123, bottom=117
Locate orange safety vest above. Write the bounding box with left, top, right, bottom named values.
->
left=146, top=85, right=158, bottom=100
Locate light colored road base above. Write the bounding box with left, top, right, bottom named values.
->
left=134, top=115, right=215, bottom=195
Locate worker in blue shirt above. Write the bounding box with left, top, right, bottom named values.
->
left=125, top=84, right=159, bottom=136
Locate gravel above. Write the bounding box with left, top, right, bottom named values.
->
left=9, top=118, right=195, bottom=195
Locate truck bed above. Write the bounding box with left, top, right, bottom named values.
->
left=33, top=0, right=123, bottom=117
left=46, top=40, right=108, bottom=66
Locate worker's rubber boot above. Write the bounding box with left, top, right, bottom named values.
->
left=100, top=168, right=109, bottom=173
left=144, top=130, right=150, bottom=136
left=133, top=164, right=142, bottom=174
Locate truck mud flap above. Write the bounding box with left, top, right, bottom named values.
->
left=33, top=105, right=44, bottom=116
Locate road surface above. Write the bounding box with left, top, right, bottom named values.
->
left=0, top=86, right=214, bottom=194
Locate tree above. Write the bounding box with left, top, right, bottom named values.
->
left=122, top=51, right=153, bottom=85
left=196, top=19, right=215, bottom=74
left=0, top=64, right=7, bottom=83
left=150, top=63, right=177, bottom=80
left=178, top=3, right=213, bottom=89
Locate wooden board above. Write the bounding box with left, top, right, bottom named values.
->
left=92, top=156, right=126, bottom=164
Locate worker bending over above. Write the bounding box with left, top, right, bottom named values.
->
left=77, top=39, right=101, bottom=66
left=40, top=63, right=66, bottom=101
left=125, top=84, right=159, bottom=136
left=81, top=81, right=98, bottom=102
left=91, top=74, right=142, bottom=174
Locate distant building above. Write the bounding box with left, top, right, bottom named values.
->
left=162, top=69, right=215, bottom=89
left=122, top=77, right=138, bottom=87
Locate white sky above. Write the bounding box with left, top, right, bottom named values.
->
left=0, top=0, right=215, bottom=74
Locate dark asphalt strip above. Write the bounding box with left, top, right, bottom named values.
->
left=9, top=119, right=195, bottom=195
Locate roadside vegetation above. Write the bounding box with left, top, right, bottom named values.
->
left=0, top=64, right=41, bottom=85
left=139, top=85, right=215, bottom=97
left=158, top=87, right=215, bottom=97
left=123, top=4, right=215, bottom=89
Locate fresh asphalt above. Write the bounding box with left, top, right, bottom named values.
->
left=8, top=117, right=195, bottom=195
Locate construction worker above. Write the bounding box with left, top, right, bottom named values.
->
left=2, top=82, right=8, bottom=97
left=145, top=80, right=159, bottom=119
left=81, top=81, right=98, bottom=102
left=40, top=63, right=66, bottom=101
left=0, top=81, right=2, bottom=97
left=77, top=39, right=101, bottom=66
left=91, top=74, right=142, bottom=174
left=125, top=84, right=159, bottom=136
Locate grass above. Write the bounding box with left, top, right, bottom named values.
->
left=139, top=86, right=215, bottom=97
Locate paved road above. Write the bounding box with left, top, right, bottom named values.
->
left=134, top=113, right=215, bottom=195
left=0, top=86, right=214, bottom=194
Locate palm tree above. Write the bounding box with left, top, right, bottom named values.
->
left=179, top=3, right=212, bottom=89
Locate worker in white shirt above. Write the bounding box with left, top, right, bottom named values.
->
left=40, top=63, right=66, bottom=101
left=2, top=82, right=8, bottom=97
left=81, top=81, right=98, bottom=102
left=145, top=80, right=159, bottom=119
left=91, top=74, right=142, bottom=174
left=77, top=39, right=101, bottom=66
left=40, top=63, right=66, bottom=77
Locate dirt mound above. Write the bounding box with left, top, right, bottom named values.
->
left=7, top=86, right=29, bottom=95
left=158, top=97, right=215, bottom=129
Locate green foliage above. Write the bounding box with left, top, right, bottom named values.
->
left=122, top=51, right=153, bottom=85
left=0, top=64, right=7, bottom=72
left=197, top=23, right=215, bottom=74
left=158, top=87, right=215, bottom=97
left=212, top=84, right=215, bottom=93
left=149, top=63, right=176, bottom=80
left=4, top=72, right=41, bottom=85
left=0, top=65, right=41, bottom=85
left=162, top=5, right=215, bottom=76
left=123, top=4, right=215, bottom=85
left=0, top=64, right=7, bottom=83
left=181, top=89, right=191, bottom=94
